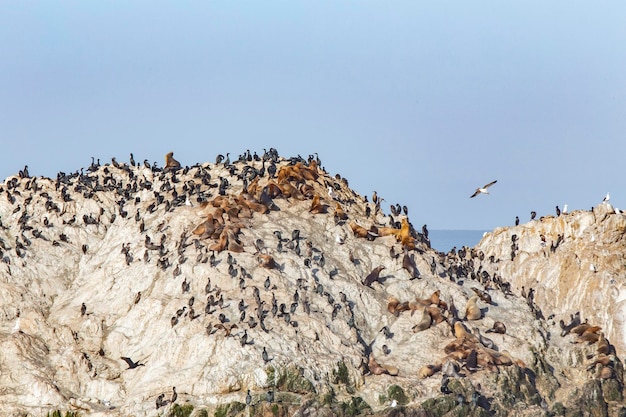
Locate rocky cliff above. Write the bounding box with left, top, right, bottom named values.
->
left=475, top=204, right=626, bottom=357
left=0, top=150, right=624, bottom=417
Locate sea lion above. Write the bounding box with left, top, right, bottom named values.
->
left=465, top=349, right=479, bottom=372
left=576, top=328, right=601, bottom=344
left=208, top=228, right=229, bottom=252
left=226, top=229, right=244, bottom=253
left=265, top=182, right=283, bottom=198
left=278, top=180, right=304, bottom=200
left=363, top=266, right=385, bottom=288
left=569, top=321, right=591, bottom=336
left=464, top=296, right=482, bottom=321
left=215, top=323, right=238, bottom=336
left=165, top=152, right=181, bottom=169
left=416, top=290, right=441, bottom=307
left=427, top=305, right=447, bottom=325
left=486, top=321, right=506, bottom=334
left=471, top=287, right=492, bottom=305
left=350, top=222, right=370, bottom=239
left=333, top=203, right=348, bottom=223
left=309, top=193, right=327, bottom=214
left=586, top=354, right=614, bottom=369
left=473, top=327, right=496, bottom=350
left=402, top=253, right=420, bottom=279
left=192, top=220, right=215, bottom=237
left=596, top=332, right=610, bottom=355
left=258, top=254, right=278, bottom=269
left=242, top=198, right=269, bottom=214
left=386, top=296, right=400, bottom=314
left=493, top=350, right=514, bottom=366
left=368, top=353, right=399, bottom=376
left=412, top=307, right=432, bottom=333
left=599, top=366, right=615, bottom=379
left=387, top=296, right=410, bottom=316
left=419, top=363, right=441, bottom=379
left=453, top=320, right=473, bottom=339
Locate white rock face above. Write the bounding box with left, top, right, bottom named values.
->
left=0, top=154, right=623, bottom=416
left=475, top=203, right=626, bottom=356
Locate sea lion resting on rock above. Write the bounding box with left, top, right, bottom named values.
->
left=165, top=152, right=181, bottom=169
left=464, top=296, right=482, bottom=321
left=368, top=353, right=398, bottom=376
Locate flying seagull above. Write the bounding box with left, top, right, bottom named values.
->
left=470, top=180, right=497, bottom=198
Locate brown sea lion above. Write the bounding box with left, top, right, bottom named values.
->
left=368, top=354, right=398, bottom=376
left=471, top=287, right=492, bottom=304
left=453, top=320, right=474, bottom=339
left=258, top=254, right=278, bottom=269
left=418, top=363, right=442, bottom=379
left=486, top=321, right=506, bottom=334
left=227, top=230, right=244, bottom=253
left=350, top=222, right=370, bottom=239
left=165, top=152, right=181, bottom=169
left=596, top=332, right=610, bottom=355
left=412, top=306, right=432, bottom=333
left=427, top=306, right=447, bottom=325
left=333, top=203, right=348, bottom=222
left=309, top=194, right=328, bottom=214
left=208, top=228, right=228, bottom=252
left=599, top=366, right=615, bottom=379
left=464, top=296, right=482, bottom=321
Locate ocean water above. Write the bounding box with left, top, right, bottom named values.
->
left=428, top=230, right=488, bottom=253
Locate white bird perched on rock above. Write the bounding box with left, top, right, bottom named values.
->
left=12, top=317, right=20, bottom=334
left=603, top=192, right=610, bottom=203
left=328, top=186, right=338, bottom=201
left=470, top=180, right=497, bottom=198
left=562, top=204, right=568, bottom=214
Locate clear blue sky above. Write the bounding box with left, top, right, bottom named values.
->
left=1, top=2, right=625, bottom=229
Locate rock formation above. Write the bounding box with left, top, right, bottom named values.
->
left=475, top=204, right=626, bottom=357
left=0, top=150, right=624, bottom=416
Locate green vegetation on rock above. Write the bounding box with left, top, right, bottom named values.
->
left=321, top=386, right=336, bottom=406
left=167, top=404, right=194, bottom=417
left=338, top=396, right=371, bottom=417
left=266, top=365, right=315, bottom=394
left=214, top=401, right=246, bottom=417
left=387, top=384, right=409, bottom=405
left=333, top=360, right=351, bottom=385
left=421, top=396, right=456, bottom=417
left=47, top=411, right=80, bottom=417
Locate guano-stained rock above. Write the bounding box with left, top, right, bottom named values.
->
left=0, top=151, right=624, bottom=416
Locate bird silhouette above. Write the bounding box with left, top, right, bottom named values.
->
left=120, top=356, right=145, bottom=369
